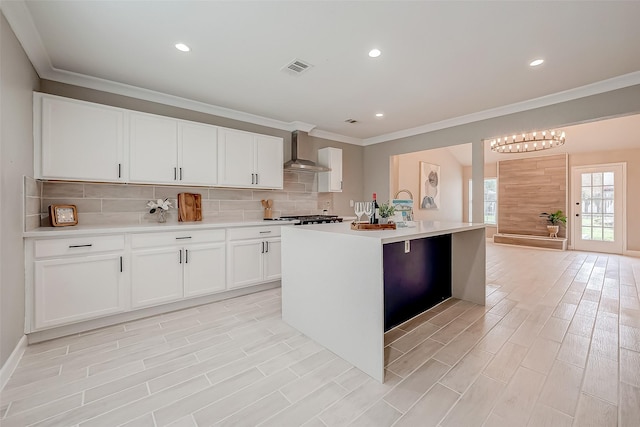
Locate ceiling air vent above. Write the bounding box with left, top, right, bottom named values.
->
left=282, top=59, right=313, bottom=75
left=345, top=119, right=358, bottom=124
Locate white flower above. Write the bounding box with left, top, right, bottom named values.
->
left=148, top=198, right=173, bottom=213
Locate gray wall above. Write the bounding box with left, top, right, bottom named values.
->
left=1, top=13, right=40, bottom=367
left=364, top=85, right=640, bottom=228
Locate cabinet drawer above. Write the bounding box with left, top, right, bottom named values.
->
left=35, top=235, right=125, bottom=259
left=131, top=229, right=225, bottom=249
left=227, top=226, right=281, bottom=241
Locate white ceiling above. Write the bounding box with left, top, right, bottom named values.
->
left=3, top=1, right=640, bottom=145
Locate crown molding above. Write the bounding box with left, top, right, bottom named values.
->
left=308, top=129, right=364, bottom=146
left=362, top=71, right=640, bottom=146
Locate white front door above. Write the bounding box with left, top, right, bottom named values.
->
left=572, top=164, right=625, bottom=254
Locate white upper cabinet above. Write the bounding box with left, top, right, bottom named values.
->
left=318, top=147, right=343, bottom=192
left=35, top=93, right=281, bottom=189
left=129, top=113, right=218, bottom=186
left=37, top=94, right=125, bottom=182
left=129, top=112, right=178, bottom=184
left=179, top=122, right=218, bottom=185
left=218, top=128, right=283, bottom=189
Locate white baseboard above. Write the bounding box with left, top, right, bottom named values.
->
left=624, top=249, right=640, bottom=258
left=0, top=335, right=27, bottom=391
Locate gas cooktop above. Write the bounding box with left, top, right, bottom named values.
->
left=267, top=215, right=343, bottom=224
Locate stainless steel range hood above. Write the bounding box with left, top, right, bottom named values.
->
left=283, top=131, right=331, bottom=172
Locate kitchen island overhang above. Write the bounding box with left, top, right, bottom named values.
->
left=281, top=221, right=486, bottom=382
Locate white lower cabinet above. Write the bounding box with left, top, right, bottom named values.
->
left=227, top=226, right=282, bottom=289
left=27, top=225, right=287, bottom=333
left=130, top=230, right=226, bottom=309
left=33, top=236, right=127, bottom=329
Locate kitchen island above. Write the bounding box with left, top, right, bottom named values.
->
left=281, top=221, right=486, bottom=382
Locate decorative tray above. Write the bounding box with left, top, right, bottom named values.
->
left=350, top=222, right=397, bottom=231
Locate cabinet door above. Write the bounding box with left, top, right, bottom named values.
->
left=227, top=239, right=264, bottom=289
left=179, top=122, right=218, bottom=185
left=184, top=243, right=226, bottom=297
left=263, top=238, right=282, bottom=281
left=255, top=135, right=284, bottom=189
left=129, top=113, right=178, bottom=184
left=318, top=147, right=342, bottom=192
left=41, top=96, right=124, bottom=182
left=34, top=253, right=125, bottom=329
left=218, top=128, right=255, bottom=187
left=131, top=247, right=183, bottom=308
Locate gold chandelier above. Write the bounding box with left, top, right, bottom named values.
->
left=488, top=130, right=566, bottom=153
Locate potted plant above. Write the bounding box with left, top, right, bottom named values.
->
left=540, top=210, right=567, bottom=238
left=378, top=202, right=396, bottom=224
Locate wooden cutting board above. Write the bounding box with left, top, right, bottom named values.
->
left=178, top=193, right=202, bottom=222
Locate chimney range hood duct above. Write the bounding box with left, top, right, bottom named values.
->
left=283, top=131, right=331, bottom=172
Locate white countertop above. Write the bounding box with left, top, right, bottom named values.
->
left=23, top=219, right=298, bottom=238
left=286, top=221, right=486, bottom=244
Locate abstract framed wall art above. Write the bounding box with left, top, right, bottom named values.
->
left=419, top=162, right=440, bottom=210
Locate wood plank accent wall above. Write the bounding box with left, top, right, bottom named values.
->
left=497, top=153, right=568, bottom=237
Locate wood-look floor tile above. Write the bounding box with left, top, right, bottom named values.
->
left=280, top=358, right=351, bottom=403
left=498, top=307, right=530, bottom=330
left=440, top=374, right=504, bottom=427
left=619, top=382, right=640, bottom=427
left=483, top=341, right=528, bottom=383
left=556, top=333, right=590, bottom=368
left=206, top=343, right=290, bottom=385
left=386, top=339, right=443, bottom=378
left=537, top=360, right=584, bottom=416
left=190, top=368, right=297, bottom=426
left=567, top=314, right=596, bottom=338
left=33, top=384, right=149, bottom=427
left=79, top=376, right=210, bottom=427
left=474, top=325, right=515, bottom=354
left=539, top=316, right=570, bottom=343
left=333, top=368, right=370, bottom=393
left=0, top=394, right=82, bottom=427
left=383, top=328, right=406, bottom=347
left=318, top=374, right=401, bottom=427
left=393, top=383, right=459, bottom=427
left=552, top=302, right=578, bottom=321
left=390, top=321, right=440, bottom=352
left=620, top=348, right=640, bottom=387
left=383, top=358, right=450, bottom=413
left=491, top=366, right=545, bottom=425
left=289, top=349, right=338, bottom=377
left=217, top=391, right=290, bottom=427
left=582, top=355, right=618, bottom=404
left=433, top=331, right=480, bottom=366
left=620, top=324, right=640, bottom=352
left=119, top=413, right=158, bottom=427
left=521, top=337, right=560, bottom=374
left=573, top=393, right=617, bottom=427
left=526, top=403, right=573, bottom=427
left=260, top=382, right=346, bottom=427
left=349, top=400, right=401, bottom=427
left=439, top=349, right=492, bottom=393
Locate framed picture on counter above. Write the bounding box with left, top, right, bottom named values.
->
left=419, top=162, right=440, bottom=210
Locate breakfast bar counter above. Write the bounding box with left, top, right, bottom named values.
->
left=281, top=221, right=486, bottom=382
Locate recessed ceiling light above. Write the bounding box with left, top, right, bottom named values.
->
left=368, top=49, right=381, bottom=58
left=175, top=43, right=190, bottom=52
left=375, top=113, right=384, bottom=117
left=529, top=59, right=544, bottom=67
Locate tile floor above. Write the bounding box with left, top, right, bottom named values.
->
left=1, top=242, right=639, bottom=426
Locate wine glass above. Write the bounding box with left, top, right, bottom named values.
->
left=363, top=202, right=373, bottom=223
left=354, top=202, right=365, bottom=223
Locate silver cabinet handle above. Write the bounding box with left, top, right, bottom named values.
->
left=69, top=244, right=92, bottom=248
left=174, top=167, right=177, bottom=180
left=175, top=236, right=192, bottom=240
left=256, top=173, right=259, bottom=185
left=259, top=231, right=272, bottom=234
left=179, top=167, right=183, bottom=180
